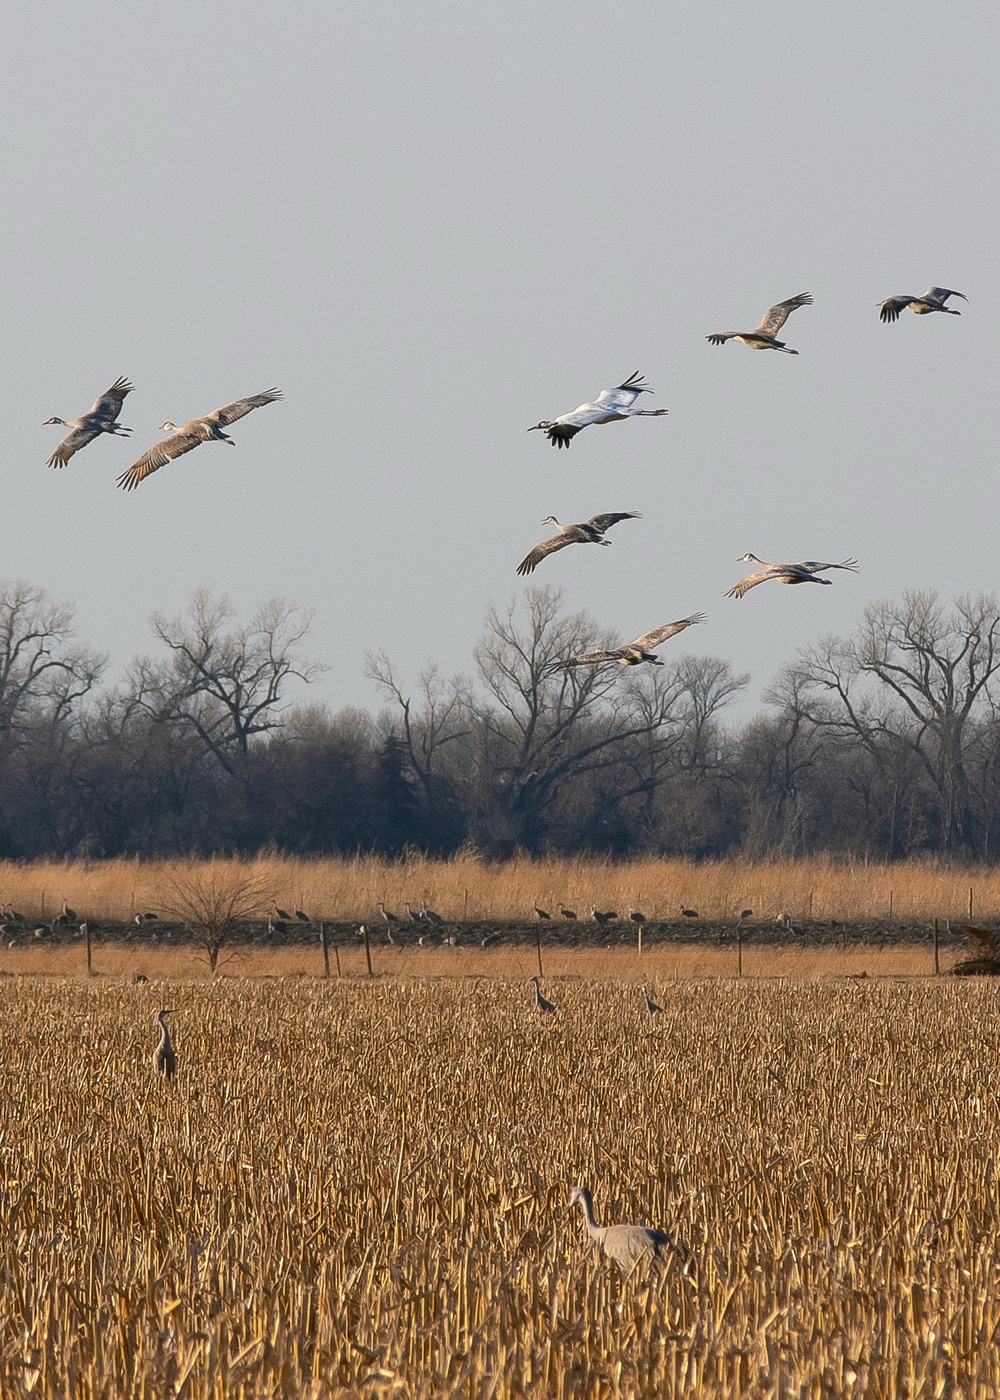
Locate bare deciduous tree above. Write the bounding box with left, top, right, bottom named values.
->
left=784, top=591, right=1000, bottom=851
left=467, top=587, right=708, bottom=852
left=366, top=654, right=471, bottom=850
left=0, top=579, right=104, bottom=742
left=138, top=590, right=321, bottom=774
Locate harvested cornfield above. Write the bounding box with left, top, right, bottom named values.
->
left=3, top=976, right=1000, bottom=1396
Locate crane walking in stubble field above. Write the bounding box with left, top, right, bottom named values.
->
left=152, top=1009, right=177, bottom=1078
left=568, top=1185, right=680, bottom=1272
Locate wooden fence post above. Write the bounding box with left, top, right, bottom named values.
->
left=737, top=922, right=743, bottom=977
left=84, top=921, right=92, bottom=978
left=969, top=886, right=974, bottom=920
left=535, top=922, right=544, bottom=978
left=334, top=943, right=342, bottom=979
left=934, top=918, right=940, bottom=976
left=362, top=924, right=374, bottom=978
left=320, top=921, right=330, bottom=979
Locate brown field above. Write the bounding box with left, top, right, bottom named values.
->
left=5, top=971, right=1000, bottom=1396
left=0, top=852, right=998, bottom=927
left=1, top=939, right=954, bottom=983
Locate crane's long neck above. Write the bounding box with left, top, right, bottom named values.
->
left=157, top=1016, right=172, bottom=1052
left=575, top=1190, right=604, bottom=1241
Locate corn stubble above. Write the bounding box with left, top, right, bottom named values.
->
left=3, top=978, right=1000, bottom=1397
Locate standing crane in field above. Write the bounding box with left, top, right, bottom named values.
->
left=568, top=1185, right=677, bottom=1272
left=45, top=376, right=134, bottom=468
left=517, top=512, right=641, bottom=576
left=556, top=615, right=706, bottom=670
left=152, top=1009, right=177, bottom=1078
left=643, top=987, right=663, bottom=1014
left=879, top=287, right=967, bottom=323
left=533, top=976, right=556, bottom=1013
left=707, top=292, right=812, bottom=354
left=116, top=388, right=282, bottom=490
left=726, top=554, right=858, bottom=600
left=527, top=373, right=667, bottom=448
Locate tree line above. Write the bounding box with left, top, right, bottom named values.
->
left=3, top=579, right=1000, bottom=862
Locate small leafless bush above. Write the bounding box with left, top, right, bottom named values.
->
left=156, top=865, right=269, bottom=972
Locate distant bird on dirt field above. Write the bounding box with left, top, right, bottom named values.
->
left=295, top=908, right=310, bottom=923
left=421, top=905, right=443, bottom=927
left=707, top=292, right=812, bottom=354
left=592, top=906, right=618, bottom=926
left=405, top=902, right=424, bottom=925
left=117, top=388, right=282, bottom=491
left=557, top=615, right=706, bottom=670
left=517, top=513, right=641, bottom=576
left=377, top=902, right=400, bottom=924
left=152, top=1010, right=177, bottom=1078
left=738, top=908, right=753, bottom=923
left=45, top=376, right=133, bottom=468
left=726, top=554, right=859, bottom=600
left=680, top=907, right=699, bottom=919
left=559, top=906, right=578, bottom=919
left=879, top=287, right=967, bottom=323
left=568, top=1185, right=677, bottom=1272
left=628, top=908, right=647, bottom=930
left=533, top=905, right=551, bottom=920
left=533, top=976, right=556, bottom=1013
left=527, top=373, right=667, bottom=448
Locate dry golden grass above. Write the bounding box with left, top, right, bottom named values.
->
left=4, top=973, right=1000, bottom=1396
left=0, top=852, right=997, bottom=926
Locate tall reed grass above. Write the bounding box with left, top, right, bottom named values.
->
left=0, top=852, right=996, bottom=924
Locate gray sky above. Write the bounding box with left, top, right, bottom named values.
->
left=2, top=2, right=996, bottom=719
